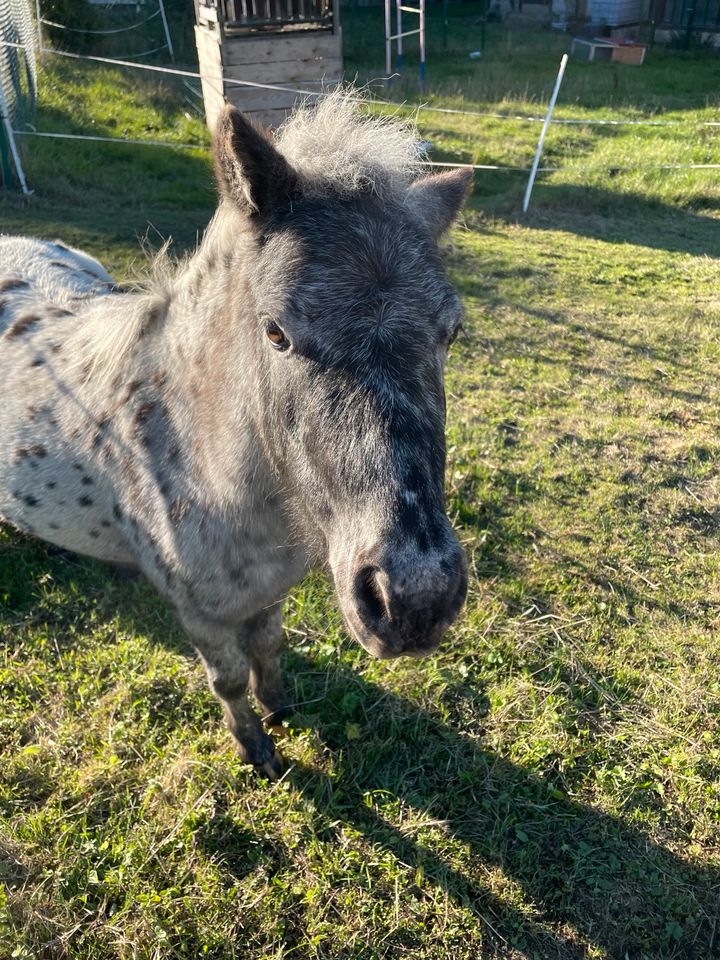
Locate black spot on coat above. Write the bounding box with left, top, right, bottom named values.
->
left=0, top=277, right=29, bottom=293
left=6, top=314, right=41, bottom=339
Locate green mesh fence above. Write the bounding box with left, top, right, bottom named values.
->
left=0, top=0, right=36, bottom=188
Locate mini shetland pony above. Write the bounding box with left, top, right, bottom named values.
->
left=0, top=95, right=471, bottom=776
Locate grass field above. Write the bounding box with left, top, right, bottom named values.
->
left=2, top=9, right=720, bottom=959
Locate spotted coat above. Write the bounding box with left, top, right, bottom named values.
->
left=0, top=94, right=472, bottom=775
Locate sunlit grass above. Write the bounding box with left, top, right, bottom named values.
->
left=1, top=19, right=720, bottom=960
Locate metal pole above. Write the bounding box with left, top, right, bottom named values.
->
left=647, top=0, right=656, bottom=50
left=0, top=83, right=31, bottom=194
left=396, top=0, right=403, bottom=70
left=419, top=0, right=425, bottom=88
left=683, top=0, right=696, bottom=49
left=522, top=53, right=567, bottom=214
left=35, top=0, right=43, bottom=54
left=0, top=123, right=12, bottom=187
left=385, top=0, right=392, bottom=86
left=157, top=0, right=175, bottom=61
left=443, top=0, right=448, bottom=49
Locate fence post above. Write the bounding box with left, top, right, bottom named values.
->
left=157, top=0, right=175, bottom=62
left=522, top=53, right=567, bottom=214
left=419, top=0, right=425, bottom=88
left=0, top=122, right=12, bottom=186
left=0, top=79, right=31, bottom=194
left=396, top=0, right=403, bottom=70
left=683, top=0, right=697, bottom=49
left=35, top=0, right=43, bottom=54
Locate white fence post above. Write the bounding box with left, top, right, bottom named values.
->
left=523, top=53, right=568, bottom=214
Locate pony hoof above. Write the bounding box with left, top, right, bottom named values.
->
left=257, top=751, right=285, bottom=780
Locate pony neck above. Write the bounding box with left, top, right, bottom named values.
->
left=164, top=208, right=269, bottom=504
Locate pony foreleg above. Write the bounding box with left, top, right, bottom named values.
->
left=181, top=614, right=284, bottom=778
left=244, top=607, right=291, bottom=727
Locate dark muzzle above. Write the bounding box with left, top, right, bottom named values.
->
left=347, top=539, right=468, bottom=659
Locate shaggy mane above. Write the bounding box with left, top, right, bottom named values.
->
left=65, top=91, right=423, bottom=391
left=273, top=90, right=423, bottom=197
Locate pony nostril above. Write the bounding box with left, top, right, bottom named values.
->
left=348, top=550, right=466, bottom=655
left=354, top=565, right=388, bottom=627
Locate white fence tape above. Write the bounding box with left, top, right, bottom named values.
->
left=1, top=38, right=719, bottom=192
left=14, top=128, right=720, bottom=176
left=2, top=38, right=718, bottom=129
left=406, top=102, right=720, bottom=127
left=13, top=128, right=202, bottom=150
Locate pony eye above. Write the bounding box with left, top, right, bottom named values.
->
left=266, top=322, right=290, bottom=350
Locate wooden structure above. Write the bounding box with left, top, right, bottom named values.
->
left=570, top=36, right=646, bottom=63
left=570, top=36, right=615, bottom=59
left=194, top=0, right=342, bottom=130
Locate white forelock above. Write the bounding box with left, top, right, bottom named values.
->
left=273, top=89, right=423, bottom=198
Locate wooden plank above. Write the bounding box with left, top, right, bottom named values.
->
left=199, top=63, right=225, bottom=97
left=195, top=36, right=223, bottom=80
left=224, top=82, right=328, bottom=113
left=610, top=43, right=646, bottom=65
left=199, top=77, right=226, bottom=131
left=222, top=32, right=340, bottom=66
left=195, top=25, right=226, bottom=131
left=244, top=107, right=291, bottom=129
left=194, top=24, right=222, bottom=54
left=224, top=56, right=341, bottom=84
left=195, top=30, right=222, bottom=61
left=197, top=4, right=219, bottom=23
left=200, top=62, right=225, bottom=85
left=225, top=87, right=297, bottom=113
left=195, top=22, right=221, bottom=43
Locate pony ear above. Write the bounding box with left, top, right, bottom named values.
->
left=404, top=168, right=474, bottom=238
left=213, top=105, right=296, bottom=219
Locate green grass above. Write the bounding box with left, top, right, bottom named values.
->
left=2, top=14, right=720, bottom=960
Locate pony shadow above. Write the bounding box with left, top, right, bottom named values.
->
left=268, top=652, right=719, bottom=959
left=0, top=529, right=191, bottom=660
left=196, top=806, right=285, bottom=884
left=3, top=530, right=718, bottom=957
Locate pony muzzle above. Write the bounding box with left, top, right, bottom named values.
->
left=337, top=543, right=468, bottom=659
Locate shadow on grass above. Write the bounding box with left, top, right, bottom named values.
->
left=494, top=183, right=720, bottom=257
left=0, top=177, right=213, bottom=263
left=0, top=530, right=189, bottom=658
left=450, top=247, right=715, bottom=416
left=2, top=526, right=718, bottom=958
left=277, top=656, right=720, bottom=959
